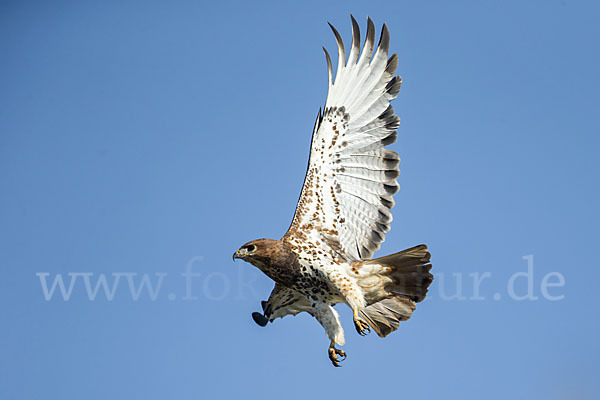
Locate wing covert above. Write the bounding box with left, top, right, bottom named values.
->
left=252, top=284, right=312, bottom=326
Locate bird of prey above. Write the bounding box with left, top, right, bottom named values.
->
left=233, top=16, right=433, bottom=367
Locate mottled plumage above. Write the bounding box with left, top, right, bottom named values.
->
left=234, top=16, right=433, bottom=367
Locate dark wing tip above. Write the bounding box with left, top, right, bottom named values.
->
left=366, top=16, right=375, bottom=37
left=349, top=14, right=361, bottom=64
left=359, top=16, right=375, bottom=64
left=327, top=21, right=339, bottom=39
left=328, top=21, right=346, bottom=56
left=377, top=23, right=390, bottom=54
left=386, top=53, right=399, bottom=75
left=322, top=46, right=333, bottom=85
left=350, top=14, right=360, bottom=40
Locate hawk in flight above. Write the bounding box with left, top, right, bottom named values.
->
left=234, top=16, right=433, bottom=367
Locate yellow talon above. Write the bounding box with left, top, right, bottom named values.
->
left=328, top=341, right=347, bottom=367
left=353, top=312, right=371, bottom=336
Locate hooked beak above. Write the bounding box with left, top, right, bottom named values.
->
left=232, top=249, right=242, bottom=261
left=233, top=246, right=252, bottom=261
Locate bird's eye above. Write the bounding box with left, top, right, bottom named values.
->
left=244, top=244, right=256, bottom=252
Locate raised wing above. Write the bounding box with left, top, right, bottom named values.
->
left=284, top=16, right=402, bottom=261
left=251, top=284, right=312, bottom=326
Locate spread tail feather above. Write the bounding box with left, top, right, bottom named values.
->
left=359, top=296, right=416, bottom=337
left=359, top=244, right=433, bottom=337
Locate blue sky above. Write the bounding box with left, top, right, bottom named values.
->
left=1, top=0, right=599, bottom=399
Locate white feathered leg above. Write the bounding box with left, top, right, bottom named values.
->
left=325, top=268, right=371, bottom=336
left=312, top=303, right=347, bottom=367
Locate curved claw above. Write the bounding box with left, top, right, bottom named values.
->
left=328, top=344, right=347, bottom=367
left=354, top=317, right=371, bottom=336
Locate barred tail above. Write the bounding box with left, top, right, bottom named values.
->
left=359, top=244, right=433, bottom=337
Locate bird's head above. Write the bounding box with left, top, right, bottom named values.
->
left=233, top=238, right=279, bottom=266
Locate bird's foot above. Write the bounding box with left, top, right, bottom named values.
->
left=328, top=342, right=347, bottom=367
left=353, top=315, right=371, bottom=336
left=251, top=312, right=268, bottom=327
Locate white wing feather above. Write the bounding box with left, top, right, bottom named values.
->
left=285, top=16, right=402, bottom=262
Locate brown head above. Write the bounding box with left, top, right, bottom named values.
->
left=233, top=238, right=279, bottom=265
left=232, top=238, right=298, bottom=282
